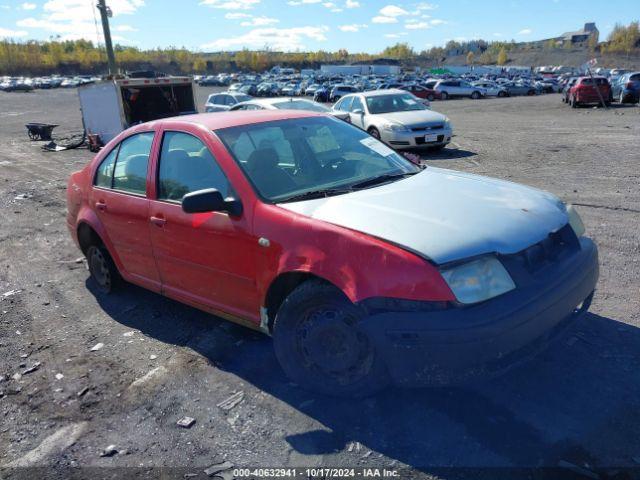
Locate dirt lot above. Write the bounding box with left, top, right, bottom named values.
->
left=0, top=87, right=639, bottom=479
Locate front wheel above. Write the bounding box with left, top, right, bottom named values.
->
left=272, top=281, right=389, bottom=397
left=368, top=127, right=381, bottom=139
left=497, top=91, right=506, bottom=97
left=440, top=91, right=449, bottom=100
left=471, top=91, right=481, bottom=99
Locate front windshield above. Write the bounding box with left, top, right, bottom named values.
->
left=235, top=94, right=252, bottom=102
left=215, top=116, right=420, bottom=202
left=273, top=100, right=329, bottom=112
left=366, top=93, right=427, bottom=114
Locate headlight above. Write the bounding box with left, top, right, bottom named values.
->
left=441, top=256, right=515, bottom=304
left=566, top=203, right=585, bottom=237
left=444, top=116, right=452, bottom=128
left=382, top=122, right=408, bottom=132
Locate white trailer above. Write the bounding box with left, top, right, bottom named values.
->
left=78, top=76, right=197, bottom=145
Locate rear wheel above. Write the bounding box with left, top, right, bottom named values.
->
left=527, top=89, right=536, bottom=96
left=440, top=91, right=449, bottom=100
left=86, top=245, right=120, bottom=294
left=471, top=91, right=481, bottom=99
left=427, top=93, right=435, bottom=101
left=272, top=280, right=389, bottom=397
left=497, top=91, right=506, bottom=97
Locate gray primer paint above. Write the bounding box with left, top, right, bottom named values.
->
left=277, top=167, right=568, bottom=265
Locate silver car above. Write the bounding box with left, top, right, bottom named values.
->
left=332, top=89, right=452, bottom=150
left=229, top=97, right=350, bottom=121
left=433, top=80, right=486, bottom=100
left=204, top=92, right=253, bottom=112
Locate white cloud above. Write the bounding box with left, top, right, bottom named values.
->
left=338, top=23, right=367, bottom=32
left=345, top=0, right=360, bottom=7
left=21, top=2, right=37, bottom=9
left=225, top=12, right=251, bottom=18
left=372, top=15, right=397, bottom=23
left=518, top=28, right=532, bottom=35
left=201, top=25, right=328, bottom=51
left=429, top=18, right=446, bottom=25
left=114, top=24, right=137, bottom=31
left=200, top=0, right=259, bottom=10
left=405, top=21, right=430, bottom=30
left=16, top=0, right=144, bottom=41
left=416, top=2, right=436, bottom=10
left=240, top=16, right=279, bottom=26
left=287, top=0, right=321, bottom=4
left=0, top=26, right=28, bottom=37
left=379, top=4, right=408, bottom=16
left=493, top=32, right=503, bottom=37
left=0, top=4, right=10, bottom=9
left=384, top=32, right=407, bottom=38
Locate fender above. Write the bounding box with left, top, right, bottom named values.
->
left=254, top=203, right=455, bottom=306
left=75, top=206, right=127, bottom=275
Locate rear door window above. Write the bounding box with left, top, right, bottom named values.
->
left=112, top=132, right=154, bottom=195
left=94, top=147, right=118, bottom=188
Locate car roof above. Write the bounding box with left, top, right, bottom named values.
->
left=357, top=88, right=409, bottom=97
left=161, top=110, right=323, bottom=130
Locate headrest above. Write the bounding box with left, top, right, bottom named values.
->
left=247, top=148, right=280, bottom=172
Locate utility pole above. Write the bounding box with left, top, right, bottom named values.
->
left=96, top=0, right=117, bottom=76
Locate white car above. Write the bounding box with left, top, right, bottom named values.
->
left=204, top=92, right=253, bottom=112
left=332, top=89, right=452, bottom=150
left=471, top=80, right=509, bottom=97
left=433, top=80, right=487, bottom=100
left=229, top=97, right=350, bottom=121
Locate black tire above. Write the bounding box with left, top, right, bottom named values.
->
left=497, top=91, right=506, bottom=97
left=368, top=127, right=381, bottom=139
left=86, top=245, right=120, bottom=293
left=440, top=91, right=449, bottom=100
left=527, top=90, right=535, bottom=96
left=430, top=144, right=446, bottom=151
left=272, top=280, right=390, bottom=397
left=427, top=93, right=435, bottom=101
left=471, top=91, right=481, bottom=99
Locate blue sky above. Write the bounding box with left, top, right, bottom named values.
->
left=0, top=0, right=635, bottom=53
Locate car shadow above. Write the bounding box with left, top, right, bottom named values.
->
left=89, top=280, right=640, bottom=477
left=416, top=147, right=478, bottom=161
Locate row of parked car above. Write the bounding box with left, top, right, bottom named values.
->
left=0, top=75, right=101, bottom=91
left=559, top=72, right=640, bottom=107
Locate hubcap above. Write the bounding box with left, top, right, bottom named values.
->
left=296, top=307, right=373, bottom=385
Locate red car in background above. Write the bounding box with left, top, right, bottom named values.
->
left=400, top=84, right=442, bottom=101
left=568, top=77, right=612, bottom=107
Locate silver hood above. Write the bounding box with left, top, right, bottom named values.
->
left=277, top=167, right=568, bottom=264
left=371, top=109, right=446, bottom=127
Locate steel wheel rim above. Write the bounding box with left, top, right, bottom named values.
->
left=89, top=248, right=111, bottom=291
left=295, top=307, right=374, bottom=386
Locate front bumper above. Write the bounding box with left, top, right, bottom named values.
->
left=360, top=236, right=599, bottom=386
left=381, top=127, right=452, bottom=150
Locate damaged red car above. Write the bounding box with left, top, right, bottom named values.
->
left=67, top=110, right=598, bottom=396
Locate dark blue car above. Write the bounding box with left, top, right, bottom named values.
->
left=612, top=72, right=640, bottom=104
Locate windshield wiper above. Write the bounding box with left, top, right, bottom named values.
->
left=278, top=187, right=353, bottom=203
left=350, top=171, right=419, bottom=190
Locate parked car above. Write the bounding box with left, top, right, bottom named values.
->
left=332, top=89, right=451, bottom=150
left=561, top=77, right=578, bottom=103
left=229, top=97, right=350, bottom=121
left=567, top=77, right=612, bottom=108
left=400, top=84, right=440, bottom=101
left=329, top=84, right=359, bottom=102
left=66, top=110, right=599, bottom=396
left=471, top=80, right=509, bottom=97
left=432, top=80, right=486, bottom=100
left=204, top=92, right=253, bottom=112
left=611, top=72, right=640, bottom=104
left=503, top=81, right=538, bottom=96
left=281, top=82, right=303, bottom=96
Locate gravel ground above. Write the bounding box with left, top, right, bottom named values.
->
left=0, top=87, right=639, bottom=480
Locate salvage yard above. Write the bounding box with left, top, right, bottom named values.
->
left=1, top=88, right=640, bottom=478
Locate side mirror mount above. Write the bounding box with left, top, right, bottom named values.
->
left=181, top=188, right=243, bottom=217
left=352, top=108, right=364, bottom=115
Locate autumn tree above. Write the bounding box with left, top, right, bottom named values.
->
left=497, top=47, right=507, bottom=65
left=466, top=51, right=474, bottom=65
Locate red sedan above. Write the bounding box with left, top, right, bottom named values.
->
left=67, top=110, right=598, bottom=396
left=400, top=84, right=442, bottom=101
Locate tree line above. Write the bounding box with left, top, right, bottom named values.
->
left=1, top=21, right=638, bottom=76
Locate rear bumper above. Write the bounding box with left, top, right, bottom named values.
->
left=360, top=237, right=599, bottom=385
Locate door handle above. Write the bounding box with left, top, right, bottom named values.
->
left=150, top=215, right=166, bottom=227
left=95, top=201, right=107, bottom=212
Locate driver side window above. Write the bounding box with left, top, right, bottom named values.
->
left=157, top=131, right=232, bottom=202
